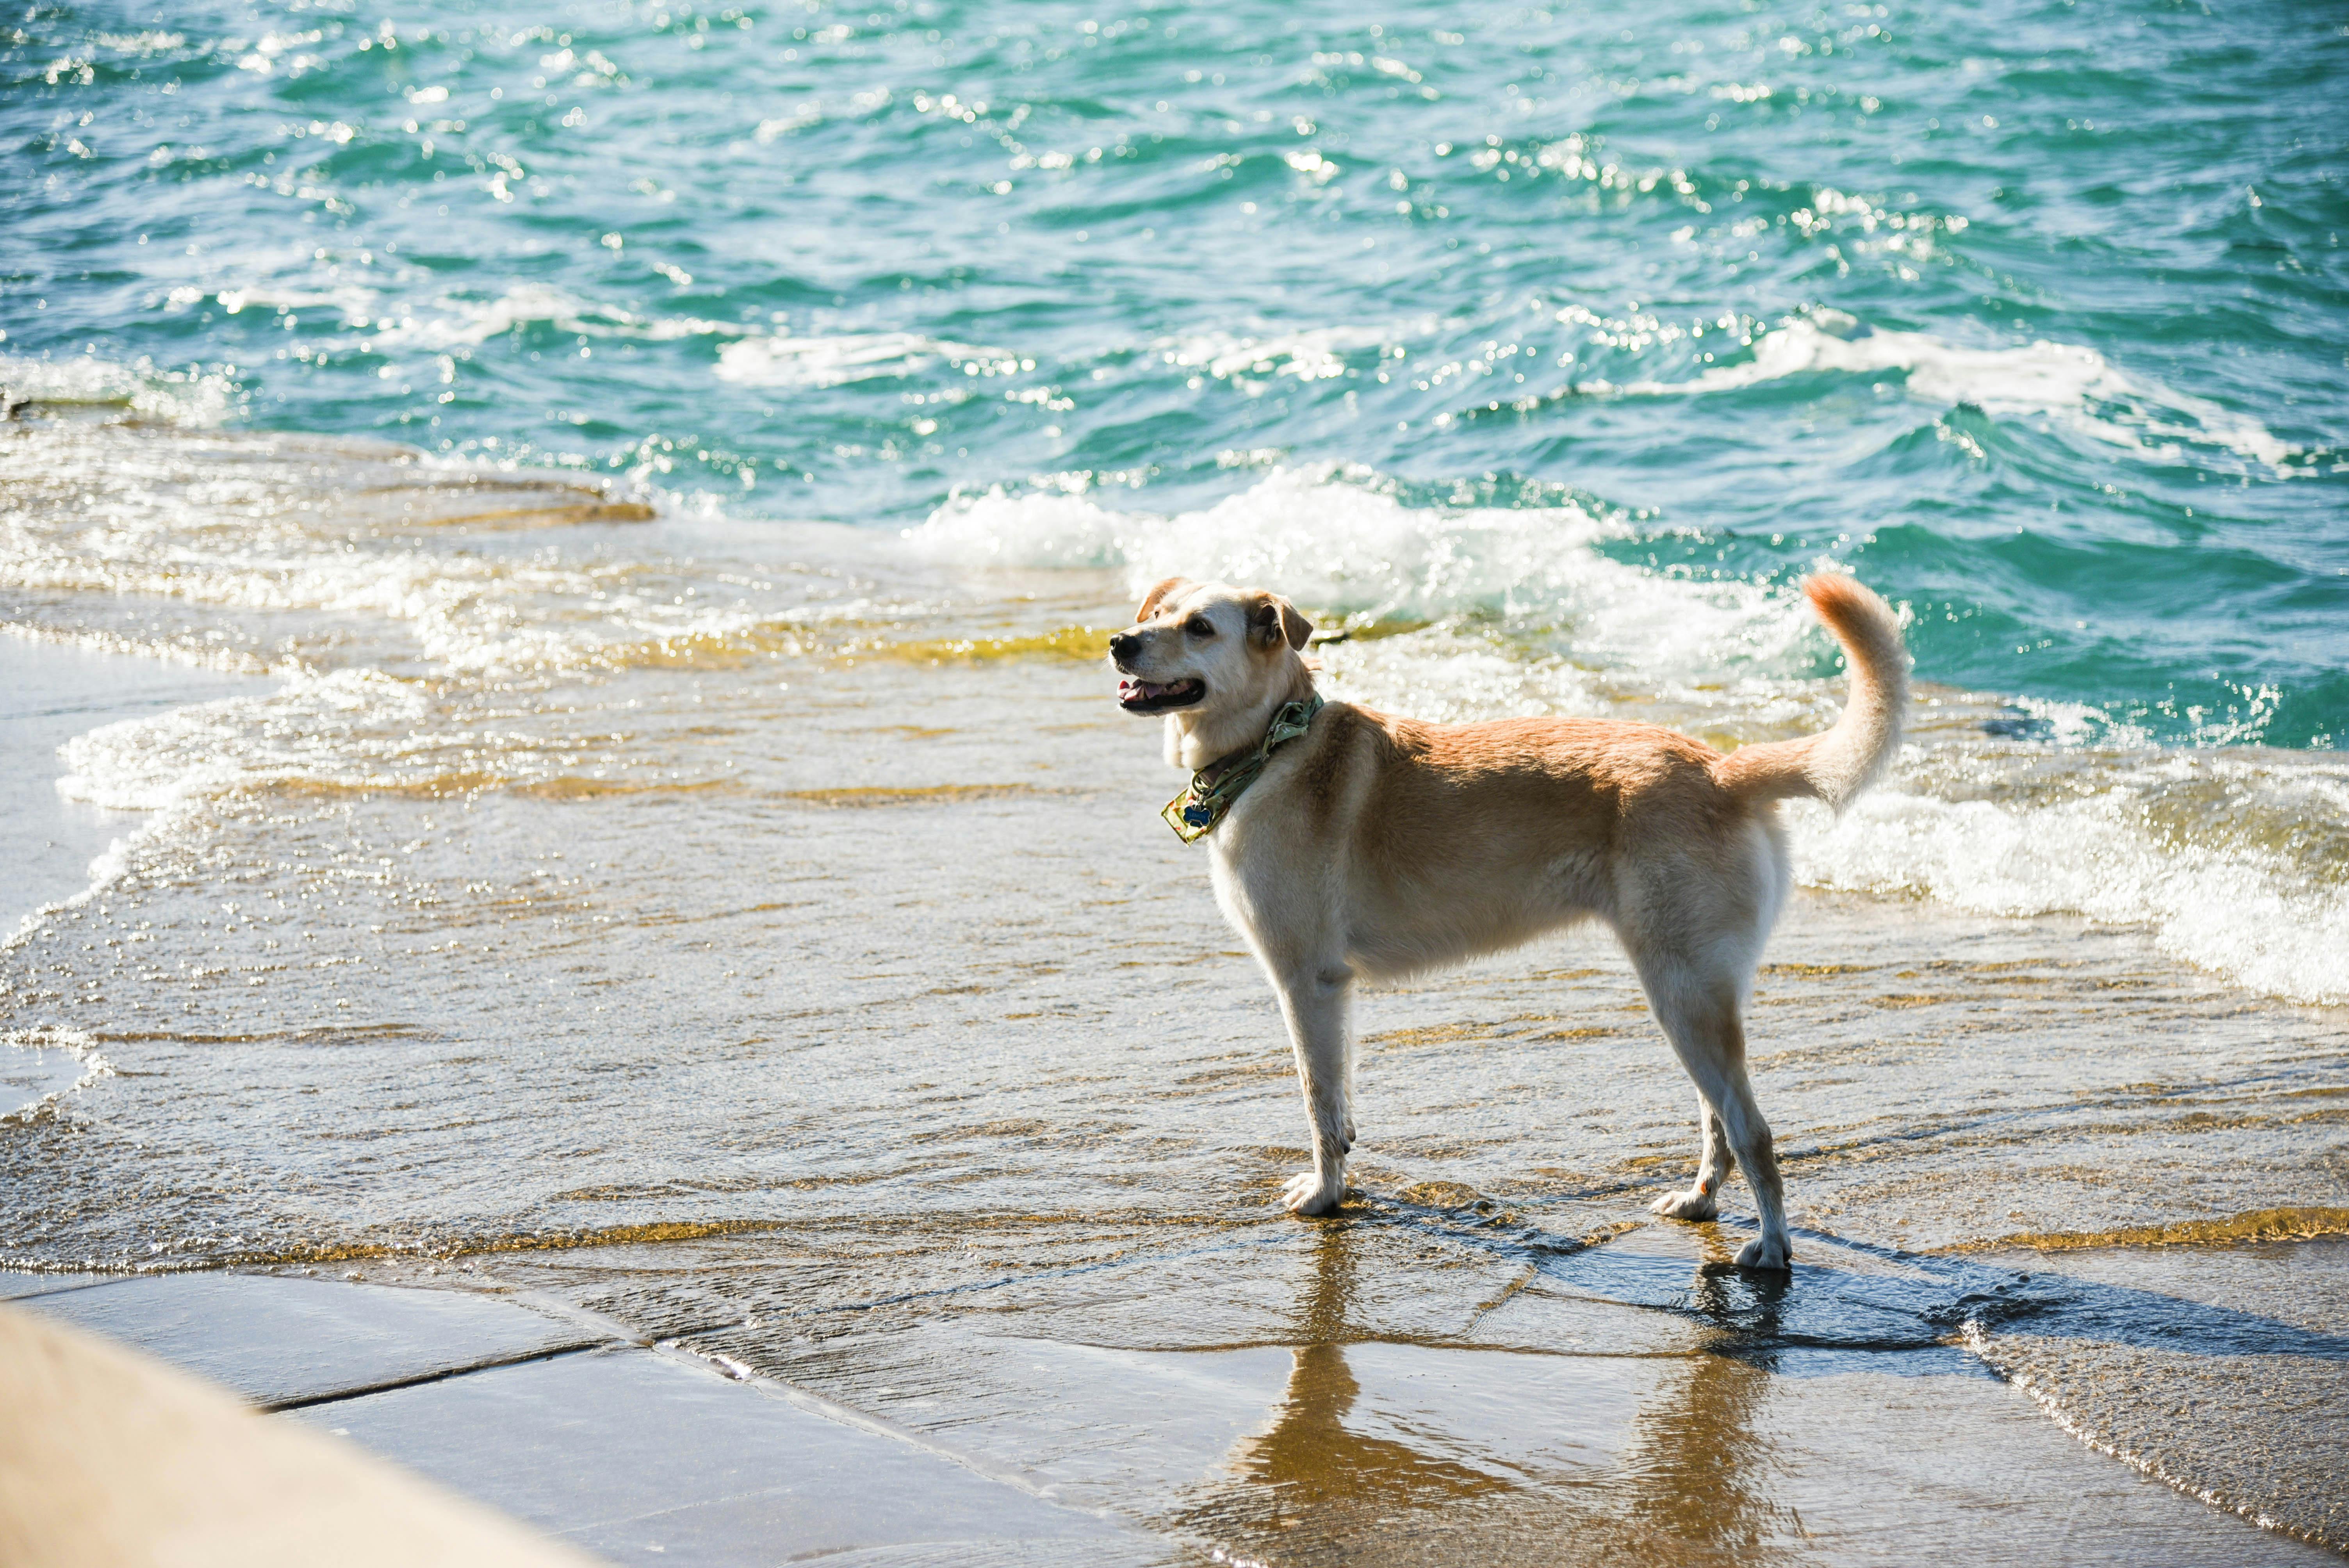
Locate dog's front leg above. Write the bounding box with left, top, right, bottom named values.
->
left=1271, top=964, right=1353, bottom=1216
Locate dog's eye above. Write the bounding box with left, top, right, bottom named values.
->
left=1185, top=618, right=1214, bottom=637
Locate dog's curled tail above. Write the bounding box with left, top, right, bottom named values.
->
left=1713, top=574, right=1909, bottom=813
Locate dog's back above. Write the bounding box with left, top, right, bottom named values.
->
left=1227, top=568, right=1910, bottom=982
left=1226, top=705, right=1767, bottom=978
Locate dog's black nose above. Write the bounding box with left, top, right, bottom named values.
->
left=1108, top=631, right=1140, bottom=661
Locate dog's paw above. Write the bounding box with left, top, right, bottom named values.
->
left=1649, top=1187, right=1719, bottom=1221
left=1735, top=1233, right=1793, bottom=1271
left=1282, top=1171, right=1346, bottom=1217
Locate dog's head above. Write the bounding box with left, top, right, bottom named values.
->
left=1108, top=577, right=1314, bottom=768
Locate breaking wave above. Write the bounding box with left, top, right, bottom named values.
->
left=1789, top=764, right=2349, bottom=1007
left=1618, top=312, right=2300, bottom=472
left=715, top=331, right=1019, bottom=388
left=907, top=463, right=1813, bottom=681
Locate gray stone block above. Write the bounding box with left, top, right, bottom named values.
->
left=294, top=1345, right=1168, bottom=1567
left=23, top=1272, right=603, bottom=1408
left=0, top=1272, right=121, bottom=1302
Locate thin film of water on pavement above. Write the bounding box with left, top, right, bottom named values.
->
left=2, top=420, right=2343, bottom=1563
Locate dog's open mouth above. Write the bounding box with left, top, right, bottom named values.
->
left=1118, top=677, right=1206, bottom=714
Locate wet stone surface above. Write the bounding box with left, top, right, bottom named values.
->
left=21, top=1271, right=601, bottom=1408
left=0, top=432, right=2343, bottom=1560
left=289, top=1343, right=1163, bottom=1566
left=471, top=1219, right=2345, bottom=1566
left=1966, top=1238, right=2349, bottom=1551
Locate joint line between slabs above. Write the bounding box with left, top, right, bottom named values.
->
left=260, top=1337, right=614, bottom=1412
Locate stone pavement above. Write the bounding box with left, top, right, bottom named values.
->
left=4, top=1270, right=1167, bottom=1566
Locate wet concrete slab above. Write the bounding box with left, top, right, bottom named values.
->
left=1964, top=1237, right=2349, bottom=1552
left=1, top=1301, right=601, bottom=1568
left=506, top=1217, right=2342, bottom=1567
left=20, top=1272, right=604, bottom=1408
left=289, top=1342, right=1169, bottom=1566
left=17, top=1248, right=2333, bottom=1568
left=1146, top=1337, right=2341, bottom=1566
left=0, top=1270, right=120, bottom=1302
left=790, top=1324, right=2340, bottom=1566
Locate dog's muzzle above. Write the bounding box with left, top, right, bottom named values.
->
left=1110, top=631, right=1206, bottom=713
left=1116, top=675, right=1205, bottom=713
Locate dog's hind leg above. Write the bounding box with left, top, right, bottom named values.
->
left=1649, top=1096, right=1733, bottom=1221
left=1270, top=963, right=1354, bottom=1216
left=1634, top=962, right=1792, bottom=1269
left=1340, top=1014, right=1360, bottom=1150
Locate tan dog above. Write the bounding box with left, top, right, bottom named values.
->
left=1109, top=574, right=1908, bottom=1269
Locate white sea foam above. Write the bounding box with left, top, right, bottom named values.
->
left=714, top=331, right=1007, bottom=388
left=1623, top=312, right=2297, bottom=472
left=12, top=531, right=600, bottom=675
left=16, top=668, right=522, bottom=946
left=90, top=29, right=188, bottom=54
left=209, top=283, right=376, bottom=322
left=910, top=463, right=1843, bottom=724
left=1153, top=324, right=1410, bottom=383
left=366, top=284, right=754, bottom=350
left=1789, top=758, right=2349, bottom=1005
left=53, top=671, right=426, bottom=813
left=910, top=463, right=1805, bottom=662
left=2, top=458, right=785, bottom=680
left=0, top=1028, right=111, bottom=1122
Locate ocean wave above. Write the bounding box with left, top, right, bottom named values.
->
left=16, top=539, right=815, bottom=678
left=907, top=463, right=1815, bottom=675
left=1789, top=758, right=2349, bottom=1005
left=200, top=283, right=377, bottom=322
left=0, top=1028, right=111, bottom=1123
left=53, top=670, right=429, bottom=812
left=37, top=671, right=525, bottom=918
left=0, top=418, right=819, bottom=679
left=1618, top=312, right=2297, bottom=472
left=714, top=331, right=1016, bottom=388
left=362, top=283, right=755, bottom=350
left=9, top=524, right=617, bottom=674
left=45, top=667, right=711, bottom=822
left=1152, top=323, right=1417, bottom=383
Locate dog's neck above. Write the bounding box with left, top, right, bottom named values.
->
left=1164, top=657, right=1317, bottom=773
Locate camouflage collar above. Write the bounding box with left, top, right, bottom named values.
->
left=1161, top=695, right=1324, bottom=844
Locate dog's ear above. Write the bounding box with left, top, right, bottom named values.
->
left=1136, top=576, right=1192, bottom=622
left=1247, top=593, right=1313, bottom=651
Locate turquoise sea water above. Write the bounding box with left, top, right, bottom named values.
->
left=6, top=0, right=2345, bottom=744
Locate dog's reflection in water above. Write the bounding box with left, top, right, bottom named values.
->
left=1623, top=1249, right=1786, bottom=1560
left=1166, top=1224, right=1792, bottom=1568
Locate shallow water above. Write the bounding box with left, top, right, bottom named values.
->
left=1, top=440, right=2344, bottom=1553
left=4, top=0, right=2347, bottom=1558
